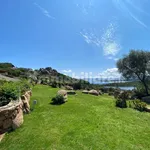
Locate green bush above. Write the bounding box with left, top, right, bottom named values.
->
left=132, top=100, right=147, bottom=112
left=0, top=80, right=31, bottom=107
left=51, top=95, right=65, bottom=105
left=100, top=87, right=109, bottom=93
left=17, top=80, right=31, bottom=95
left=0, top=80, right=7, bottom=86
left=114, top=90, right=121, bottom=99
left=115, top=91, right=129, bottom=108
left=51, top=81, right=57, bottom=88
left=0, top=82, right=19, bottom=106
left=108, top=92, right=114, bottom=96
left=116, top=99, right=127, bottom=108
left=118, top=91, right=130, bottom=100
left=133, top=83, right=148, bottom=99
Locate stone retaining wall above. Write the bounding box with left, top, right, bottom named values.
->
left=0, top=90, right=32, bottom=139
left=0, top=100, right=23, bottom=134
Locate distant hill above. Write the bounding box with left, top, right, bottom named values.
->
left=0, top=62, right=98, bottom=90
left=101, top=81, right=140, bottom=87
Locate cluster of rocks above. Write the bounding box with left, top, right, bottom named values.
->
left=65, top=86, right=73, bottom=90
left=57, top=90, right=68, bottom=102
left=82, top=90, right=102, bottom=96
left=0, top=90, right=32, bottom=140
left=67, top=90, right=76, bottom=95
left=57, top=89, right=77, bottom=100
left=21, top=91, right=32, bottom=113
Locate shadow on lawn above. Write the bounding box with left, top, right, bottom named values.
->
left=49, top=101, right=66, bottom=105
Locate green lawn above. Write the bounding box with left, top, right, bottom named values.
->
left=1, top=85, right=150, bottom=150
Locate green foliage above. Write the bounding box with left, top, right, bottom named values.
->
left=116, top=99, right=127, bottom=108
left=0, top=80, right=31, bottom=106
left=0, top=80, right=7, bottom=86
left=17, top=80, right=31, bottom=95
left=132, top=100, right=147, bottom=112
left=51, top=95, right=65, bottom=105
left=115, top=91, right=129, bottom=108
left=0, top=63, right=14, bottom=69
left=118, top=91, right=130, bottom=100
left=100, top=87, right=109, bottom=93
left=51, top=81, right=57, bottom=88
left=117, top=50, right=150, bottom=95
left=0, top=62, right=104, bottom=90
left=108, top=92, right=114, bottom=96
left=73, top=82, right=81, bottom=90
left=0, top=82, right=18, bottom=106
left=134, top=83, right=148, bottom=99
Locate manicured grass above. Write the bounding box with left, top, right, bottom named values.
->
left=1, top=85, right=150, bottom=150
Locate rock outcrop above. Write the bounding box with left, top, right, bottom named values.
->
left=89, top=90, right=99, bottom=96
left=57, top=90, right=68, bottom=101
left=82, top=90, right=89, bottom=94
left=67, top=90, right=76, bottom=95
left=65, top=86, right=73, bottom=90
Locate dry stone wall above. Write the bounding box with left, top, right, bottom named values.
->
left=0, top=90, right=32, bottom=137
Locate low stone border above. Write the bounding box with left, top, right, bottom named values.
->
left=0, top=90, right=32, bottom=141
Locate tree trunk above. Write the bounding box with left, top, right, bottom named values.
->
left=142, top=80, right=149, bottom=95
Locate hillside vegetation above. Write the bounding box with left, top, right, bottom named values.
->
left=0, top=62, right=103, bottom=90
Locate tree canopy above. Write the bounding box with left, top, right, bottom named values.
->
left=117, top=50, right=150, bottom=95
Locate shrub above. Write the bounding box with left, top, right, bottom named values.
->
left=100, top=87, right=109, bottom=93
left=17, top=80, right=31, bottom=95
left=114, top=90, right=121, bottom=99
left=51, top=81, right=57, bottom=88
left=118, top=91, right=130, bottom=100
left=132, top=100, right=147, bottom=112
left=73, top=82, right=81, bottom=90
left=0, top=82, right=18, bottom=106
left=115, top=91, right=129, bottom=108
left=51, top=95, right=65, bottom=105
left=116, top=99, right=127, bottom=108
left=0, top=80, right=7, bottom=86
left=133, top=84, right=148, bottom=99
left=108, top=87, right=115, bottom=93
left=108, top=92, right=114, bottom=96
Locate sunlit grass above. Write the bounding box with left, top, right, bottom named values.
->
left=1, top=85, right=150, bottom=150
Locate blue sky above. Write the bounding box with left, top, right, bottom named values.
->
left=1, top=0, right=150, bottom=79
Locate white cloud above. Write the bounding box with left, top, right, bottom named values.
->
left=112, top=0, right=147, bottom=28
left=75, top=0, right=95, bottom=15
left=107, top=57, right=119, bottom=61
left=62, top=70, right=72, bottom=73
left=101, top=22, right=121, bottom=56
left=98, top=68, right=121, bottom=79
left=34, top=2, right=55, bottom=19
left=102, top=41, right=121, bottom=56
left=80, top=22, right=121, bottom=59
left=114, top=58, right=119, bottom=61
left=129, top=12, right=147, bottom=28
